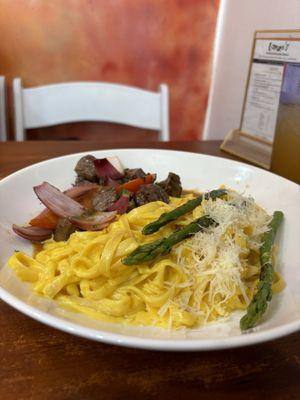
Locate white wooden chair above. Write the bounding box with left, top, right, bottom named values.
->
left=0, top=76, right=7, bottom=141
left=13, top=79, right=169, bottom=141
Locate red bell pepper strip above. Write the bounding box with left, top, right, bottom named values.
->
left=29, top=209, right=58, bottom=230
left=116, top=174, right=155, bottom=194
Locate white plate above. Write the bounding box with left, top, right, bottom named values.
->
left=0, top=149, right=299, bottom=351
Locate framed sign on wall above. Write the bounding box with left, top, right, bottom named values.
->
left=221, top=30, right=300, bottom=168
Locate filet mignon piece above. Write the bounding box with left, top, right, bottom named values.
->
left=127, top=197, right=137, bottom=212
left=92, top=187, right=117, bottom=212
left=75, top=176, right=96, bottom=186
left=135, top=184, right=169, bottom=206
left=74, top=155, right=98, bottom=182
left=123, top=168, right=146, bottom=181
left=157, top=172, right=182, bottom=197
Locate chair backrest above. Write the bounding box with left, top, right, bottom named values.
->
left=13, top=79, right=169, bottom=141
left=0, top=76, right=7, bottom=141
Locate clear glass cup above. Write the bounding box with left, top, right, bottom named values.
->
left=271, top=64, right=300, bottom=184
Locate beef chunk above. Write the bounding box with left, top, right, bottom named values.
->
left=135, top=184, right=169, bottom=206
left=157, top=172, right=182, bottom=197
left=54, top=218, right=76, bottom=242
left=123, top=168, right=146, bottom=181
left=74, top=155, right=97, bottom=182
left=74, top=175, right=95, bottom=186
left=92, top=186, right=117, bottom=211
left=127, top=196, right=137, bottom=212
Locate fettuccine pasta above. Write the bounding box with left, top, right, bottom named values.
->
left=8, top=190, right=284, bottom=329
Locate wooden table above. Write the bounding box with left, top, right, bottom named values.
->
left=0, top=141, right=299, bottom=400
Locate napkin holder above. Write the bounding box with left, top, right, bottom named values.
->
left=220, top=129, right=272, bottom=169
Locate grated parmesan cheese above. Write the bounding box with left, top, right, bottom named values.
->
left=172, top=190, right=272, bottom=323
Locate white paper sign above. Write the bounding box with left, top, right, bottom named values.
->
left=241, top=38, right=300, bottom=142
left=241, top=63, right=284, bottom=141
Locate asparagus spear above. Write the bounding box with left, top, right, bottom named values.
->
left=123, top=215, right=218, bottom=266
left=142, top=189, right=227, bottom=235
left=240, top=211, right=284, bottom=331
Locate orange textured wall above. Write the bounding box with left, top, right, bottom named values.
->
left=0, top=0, right=219, bottom=141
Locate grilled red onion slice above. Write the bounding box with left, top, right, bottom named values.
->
left=12, top=225, right=53, bottom=242
left=69, top=211, right=117, bottom=231
left=108, top=195, right=129, bottom=214
left=31, top=183, right=99, bottom=225
left=64, top=183, right=99, bottom=198
left=107, top=156, right=124, bottom=174
left=34, top=182, right=85, bottom=218
left=94, top=158, right=124, bottom=181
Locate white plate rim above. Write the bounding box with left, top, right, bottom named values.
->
left=0, top=285, right=299, bottom=351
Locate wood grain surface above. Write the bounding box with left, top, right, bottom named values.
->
left=0, top=140, right=299, bottom=400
